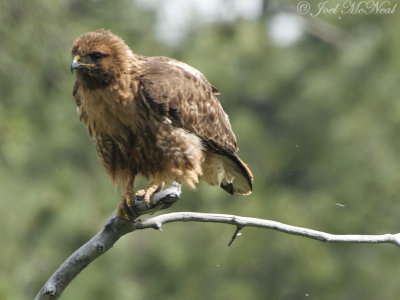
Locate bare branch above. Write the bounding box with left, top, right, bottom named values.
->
left=35, top=185, right=400, bottom=299
left=136, top=212, right=400, bottom=247
left=35, top=182, right=181, bottom=300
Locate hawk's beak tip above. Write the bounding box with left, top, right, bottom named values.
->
left=70, top=58, right=80, bottom=74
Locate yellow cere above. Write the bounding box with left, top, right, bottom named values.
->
left=74, top=55, right=95, bottom=67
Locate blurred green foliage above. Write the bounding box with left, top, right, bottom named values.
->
left=2, top=0, right=400, bottom=299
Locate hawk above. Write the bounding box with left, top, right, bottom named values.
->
left=71, top=29, right=253, bottom=219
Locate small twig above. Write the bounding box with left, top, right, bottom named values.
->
left=228, top=226, right=243, bottom=246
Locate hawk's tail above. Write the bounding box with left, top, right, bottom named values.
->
left=220, top=154, right=253, bottom=195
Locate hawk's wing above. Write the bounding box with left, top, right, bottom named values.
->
left=138, top=57, right=252, bottom=194
left=139, top=57, right=238, bottom=155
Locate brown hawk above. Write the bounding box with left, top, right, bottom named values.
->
left=71, top=29, right=253, bottom=219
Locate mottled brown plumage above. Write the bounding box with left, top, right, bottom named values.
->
left=71, top=29, right=253, bottom=219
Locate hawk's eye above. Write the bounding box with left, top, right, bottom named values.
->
left=89, top=52, right=103, bottom=60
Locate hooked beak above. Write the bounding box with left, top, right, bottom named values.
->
left=70, top=55, right=81, bottom=73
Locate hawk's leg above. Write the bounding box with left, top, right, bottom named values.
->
left=135, top=175, right=165, bottom=206
left=117, top=174, right=136, bottom=220
left=117, top=191, right=136, bottom=220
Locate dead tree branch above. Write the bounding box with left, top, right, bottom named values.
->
left=35, top=183, right=400, bottom=299
left=35, top=182, right=182, bottom=300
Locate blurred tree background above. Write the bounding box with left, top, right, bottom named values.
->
left=1, top=0, right=400, bottom=299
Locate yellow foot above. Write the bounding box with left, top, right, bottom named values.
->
left=135, top=182, right=165, bottom=206
left=116, top=191, right=136, bottom=221
left=116, top=182, right=165, bottom=220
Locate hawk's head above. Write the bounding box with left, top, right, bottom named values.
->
left=71, top=29, right=133, bottom=88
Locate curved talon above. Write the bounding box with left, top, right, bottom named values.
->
left=117, top=202, right=131, bottom=220
left=117, top=191, right=136, bottom=221
left=155, top=182, right=165, bottom=193
left=134, top=189, right=146, bottom=199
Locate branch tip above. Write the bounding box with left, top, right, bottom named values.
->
left=228, top=226, right=243, bottom=247
left=156, top=222, right=163, bottom=231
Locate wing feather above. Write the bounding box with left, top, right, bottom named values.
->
left=139, top=58, right=238, bottom=154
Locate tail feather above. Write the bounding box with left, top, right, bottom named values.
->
left=220, top=154, right=253, bottom=195
left=202, top=152, right=253, bottom=195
